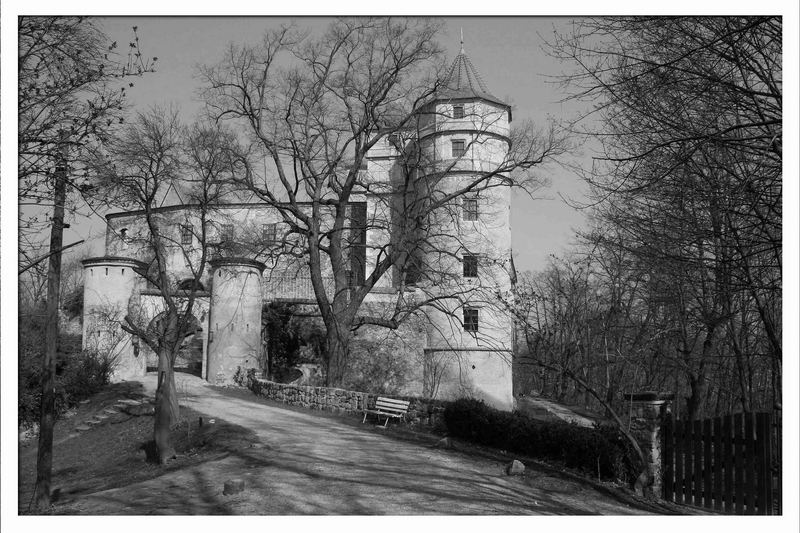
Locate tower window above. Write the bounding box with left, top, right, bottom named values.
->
left=180, top=224, right=193, bottom=246
left=220, top=224, right=234, bottom=242
left=463, top=197, right=478, bottom=221
left=452, top=105, right=464, bottom=119
left=451, top=139, right=466, bottom=158
left=463, top=254, right=478, bottom=278
left=388, top=133, right=400, bottom=147
left=463, top=308, right=479, bottom=333
left=262, top=223, right=278, bottom=245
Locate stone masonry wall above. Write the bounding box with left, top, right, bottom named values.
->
left=247, top=377, right=450, bottom=428
left=625, top=392, right=674, bottom=499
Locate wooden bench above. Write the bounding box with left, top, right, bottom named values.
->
left=362, top=397, right=410, bottom=427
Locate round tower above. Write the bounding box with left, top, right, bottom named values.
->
left=417, top=46, right=515, bottom=410
left=82, top=256, right=148, bottom=380
left=206, top=258, right=265, bottom=385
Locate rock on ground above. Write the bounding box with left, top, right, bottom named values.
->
left=506, top=460, right=525, bottom=476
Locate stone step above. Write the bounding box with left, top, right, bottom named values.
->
left=118, top=399, right=142, bottom=406
left=87, top=419, right=102, bottom=426
left=94, top=414, right=109, bottom=421
left=103, top=408, right=118, bottom=415
left=75, top=425, right=91, bottom=431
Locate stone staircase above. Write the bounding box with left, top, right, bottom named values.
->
left=72, top=397, right=155, bottom=434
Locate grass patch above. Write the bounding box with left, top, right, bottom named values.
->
left=18, top=383, right=259, bottom=514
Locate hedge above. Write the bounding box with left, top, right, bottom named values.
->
left=443, top=398, right=637, bottom=482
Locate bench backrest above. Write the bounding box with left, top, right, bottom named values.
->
left=375, top=396, right=410, bottom=415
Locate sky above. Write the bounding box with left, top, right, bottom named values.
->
left=61, top=16, right=593, bottom=274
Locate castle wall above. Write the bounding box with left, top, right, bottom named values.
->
left=424, top=348, right=514, bottom=410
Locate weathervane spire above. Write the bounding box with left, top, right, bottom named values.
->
left=460, top=27, right=464, bottom=53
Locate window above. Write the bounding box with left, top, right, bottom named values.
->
left=451, top=139, right=466, bottom=158
left=463, top=254, right=478, bottom=278
left=463, top=308, right=479, bottom=333
left=463, top=197, right=478, bottom=221
left=262, top=223, right=278, bottom=244
left=180, top=224, right=193, bottom=246
left=388, top=133, right=400, bottom=148
left=177, top=279, right=205, bottom=291
left=220, top=224, right=234, bottom=242
left=452, top=104, right=464, bottom=119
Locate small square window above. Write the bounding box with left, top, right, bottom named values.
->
left=453, top=105, right=464, bottom=119
left=220, top=224, right=234, bottom=242
left=180, top=225, right=193, bottom=246
left=463, top=197, right=478, bottom=221
left=451, top=139, right=466, bottom=158
left=463, top=308, right=479, bottom=333
left=463, top=254, right=478, bottom=278
left=388, top=133, right=400, bottom=147
left=262, top=223, right=278, bottom=244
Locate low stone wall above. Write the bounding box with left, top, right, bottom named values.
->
left=248, top=378, right=450, bottom=428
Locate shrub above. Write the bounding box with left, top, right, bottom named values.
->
left=443, top=398, right=637, bottom=482
left=233, top=366, right=258, bottom=388
left=18, top=327, right=114, bottom=427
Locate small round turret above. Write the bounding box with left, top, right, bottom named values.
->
left=82, top=256, right=148, bottom=380
left=206, top=258, right=265, bottom=385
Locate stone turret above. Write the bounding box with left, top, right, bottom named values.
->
left=206, top=258, right=266, bottom=384
left=82, top=256, right=148, bottom=380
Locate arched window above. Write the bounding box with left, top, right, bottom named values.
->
left=177, top=279, right=205, bottom=292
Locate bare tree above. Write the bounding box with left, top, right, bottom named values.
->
left=548, top=17, right=782, bottom=419
left=18, top=17, right=156, bottom=510
left=91, top=109, right=243, bottom=463
left=200, top=17, right=564, bottom=386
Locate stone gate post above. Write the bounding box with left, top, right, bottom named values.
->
left=623, top=392, right=674, bottom=499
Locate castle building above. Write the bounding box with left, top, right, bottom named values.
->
left=81, top=47, right=517, bottom=410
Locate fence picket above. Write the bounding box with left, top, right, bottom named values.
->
left=755, top=413, right=768, bottom=514
left=723, top=414, right=734, bottom=513
left=674, top=418, right=684, bottom=506
left=693, top=419, right=703, bottom=506
left=713, top=417, right=723, bottom=512
left=663, top=415, right=674, bottom=501
left=734, top=413, right=744, bottom=514
left=683, top=418, right=693, bottom=505
left=703, top=418, right=712, bottom=509
left=763, top=413, right=774, bottom=514
left=745, top=412, right=756, bottom=514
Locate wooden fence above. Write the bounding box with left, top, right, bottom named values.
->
left=661, top=412, right=778, bottom=514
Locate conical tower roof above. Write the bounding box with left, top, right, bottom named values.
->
left=428, top=39, right=511, bottom=117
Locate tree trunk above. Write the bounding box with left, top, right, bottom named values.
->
left=686, top=324, right=716, bottom=420
left=153, top=347, right=179, bottom=464
left=325, top=332, right=349, bottom=387
left=33, top=154, right=67, bottom=511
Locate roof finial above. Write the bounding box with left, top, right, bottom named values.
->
left=460, top=27, right=464, bottom=53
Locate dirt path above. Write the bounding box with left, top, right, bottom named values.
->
left=63, top=373, right=657, bottom=515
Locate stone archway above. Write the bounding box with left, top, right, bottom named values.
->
left=145, top=312, right=204, bottom=376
